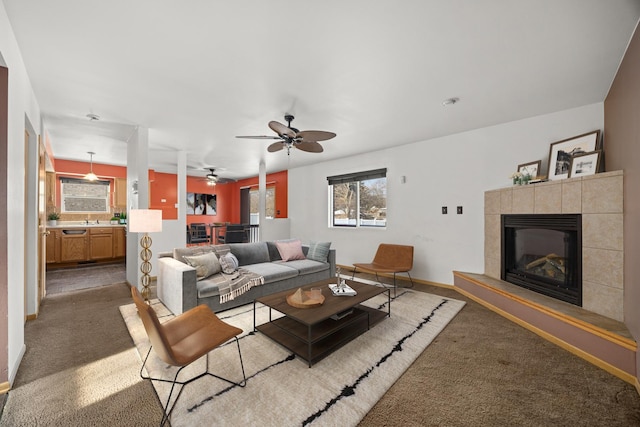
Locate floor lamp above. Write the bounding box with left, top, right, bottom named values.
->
left=128, top=209, right=163, bottom=302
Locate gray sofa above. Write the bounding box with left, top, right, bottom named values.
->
left=157, top=241, right=335, bottom=314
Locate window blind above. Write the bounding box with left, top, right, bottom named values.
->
left=327, top=168, right=387, bottom=185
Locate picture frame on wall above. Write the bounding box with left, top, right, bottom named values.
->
left=187, top=192, right=216, bottom=215
left=517, top=160, right=542, bottom=178
left=194, top=194, right=207, bottom=215
left=547, top=130, right=600, bottom=181
left=569, top=150, right=602, bottom=178
left=206, top=194, right=217, bottom=215
left=186, top=192, right=195, bottom=215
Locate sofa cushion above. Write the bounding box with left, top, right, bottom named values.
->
left=183, top=252, right=221, bottom=280
left=229, top=242, right=270, bottom=266
left=196, top=271, right=240, bottom=299
left=279, top=259, right=330, bottom=275
left=241, top=262, right=299, bottom=284
left=173, top=245, right=215, bottom=264
left=276, top=239, right=306, bottom=261
left=306, top=241, right=331, bottom=262
left=219, top=252, right=239, bottom=274
left=266, top=241, right=282, bottom=261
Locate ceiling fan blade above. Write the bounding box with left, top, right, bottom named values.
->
left=236, top=135, right=282, bottom=140
left=295, top=141, right=324, bottom=153
left=216, top=177, right=236, bottom=184
left=267, top=142, right=285, bottom=152
left=269, top=121, right=296, bottom=138
left=297, top=130, right=336, bottom=142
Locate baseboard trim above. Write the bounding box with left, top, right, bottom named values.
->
left=338, top=264, right=454, bottom=290
left=25, top=313, right=37, bottom=321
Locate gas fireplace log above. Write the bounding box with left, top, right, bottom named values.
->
left=525, top=253, right=561, bottom=270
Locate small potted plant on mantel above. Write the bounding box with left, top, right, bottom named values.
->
left=47, top=211, right=60, bottom=226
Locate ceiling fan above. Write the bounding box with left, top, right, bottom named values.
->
left=201, top=168, right=235, bottom=186
left=236, top=114, right=336, bottom=155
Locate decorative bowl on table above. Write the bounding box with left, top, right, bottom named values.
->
left=286, top=287, right=325, bottom=308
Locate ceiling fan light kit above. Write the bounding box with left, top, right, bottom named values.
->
left=201, top=168, right=235, bottom=186
left=237, top=114, right=336, bottom=155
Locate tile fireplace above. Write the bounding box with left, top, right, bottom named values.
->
left=484, top=171, right=623, bottom=321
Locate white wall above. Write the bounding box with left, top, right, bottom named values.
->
left=1, top=3, right=43, bottom=383
left=289, top=103, right=604, bottom=285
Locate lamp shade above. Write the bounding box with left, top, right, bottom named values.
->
left=128, top=209, right=163, bottom=233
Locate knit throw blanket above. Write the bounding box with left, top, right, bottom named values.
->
left=217, top=268, right=264, bottom=304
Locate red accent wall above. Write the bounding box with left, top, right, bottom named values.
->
left=185, top=176, right=234, bottom=225
left=150, top=172, right=178, bottom=220
left=51, top=160, right=288, bottom=223
left=229, top=170, right=289, bottom=221
left=52, top=159, right=127, bottom=208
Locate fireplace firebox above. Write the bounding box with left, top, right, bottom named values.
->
left=501, top=214, right=582, bottom=306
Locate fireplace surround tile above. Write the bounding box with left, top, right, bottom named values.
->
left=500, top=189, right=513, bottom=213
left=562, top=180, right=582, bottom=212
left=582, top=173, right=623, bottom=214
left=484, top=190, right=501, bottom=215
left=583, top=213, right=624, bottom=251
left=485, top=170, right=624, bottom=321
left=582, top=279, right=624, bottom=321
left=583, top=247, right=624, bottom=289
left=534, top=181, right=562, bottom=213
left=512, top=186, right=534, bottom=213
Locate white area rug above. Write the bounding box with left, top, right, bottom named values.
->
left=120, top=286, right=465, bottom=426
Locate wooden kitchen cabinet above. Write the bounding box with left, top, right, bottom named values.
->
left=115, top=178, right=127, bottom=210
left=47, top=226, right=126, bottom=268
left=46, top=172, right=56, bottom=208
left=113, top=227, right=126, bottom=258
left=46, top=229, right=61, bottom=264
left=89, top=227, right=114, bottom=260
left=60, top=229, right=89, bottom=262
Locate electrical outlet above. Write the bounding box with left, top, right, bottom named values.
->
left=442, top=206, right=448, bottom=214
left=457, top=206, right=463, bottom=214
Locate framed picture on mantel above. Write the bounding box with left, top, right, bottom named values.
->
left=517, top=160, right=541, bottom=179
left=569, top=150, right=602, bottom=178
left=547, top=130, right=600, bottom=181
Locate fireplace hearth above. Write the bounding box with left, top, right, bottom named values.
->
left=501, top=214, right=582, bottom=306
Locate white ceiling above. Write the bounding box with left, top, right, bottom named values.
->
left=4, top=1, right=640, bottom=180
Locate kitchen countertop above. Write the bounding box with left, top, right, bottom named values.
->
left=47, top=222, right=127, bottom=229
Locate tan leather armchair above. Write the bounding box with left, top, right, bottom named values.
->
left=352, top=243, right=414, bottom=296
left=131, top=287, right=246, bottom=425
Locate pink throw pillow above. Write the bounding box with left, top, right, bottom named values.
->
left=276, top=239, right=306, bottom=261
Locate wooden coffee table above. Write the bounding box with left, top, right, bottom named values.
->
left=253, top=278, right=390, bottom=367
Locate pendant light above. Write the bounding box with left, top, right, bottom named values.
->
left=84, top=151, right=98, bottom=181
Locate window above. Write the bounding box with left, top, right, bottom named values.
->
left=60, top=178, right=110, bottom=213
left=328, top=168, right=387, bottom=227
left=249, top=186, right=276, bottom=224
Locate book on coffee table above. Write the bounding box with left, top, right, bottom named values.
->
left=328, top=282, right=357, bottom=296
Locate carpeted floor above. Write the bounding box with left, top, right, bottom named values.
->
left=1, top=265, right=640, bottom=426
left=121, top=289, right=465, bottom=426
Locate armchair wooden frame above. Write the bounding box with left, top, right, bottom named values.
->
left=351, top=243, right=414, bottom=296
left=131, top=287, right=246, bottom=426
